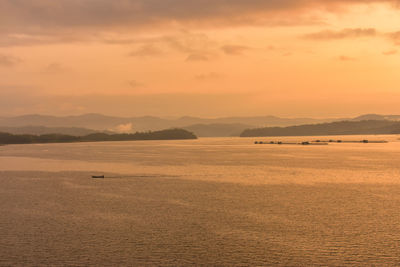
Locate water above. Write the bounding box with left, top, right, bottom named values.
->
left=1, top=136, right=400, bottom=266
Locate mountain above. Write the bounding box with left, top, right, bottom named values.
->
left=183, top=123, right=253, bottom=137
left=174, top=115, right=338, bottom=128
left=240, top=120, right=400, bottom=137
left=352, top=114, right=400, bottom=121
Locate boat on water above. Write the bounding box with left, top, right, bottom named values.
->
left=92, top=175, right=105, bottom=179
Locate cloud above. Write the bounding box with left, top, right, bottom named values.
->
left=382, top=49, right=397, bottom=55
left=1, top=0, right=399, bottom=38
left=186, top=53, right=210, bottom=62
left=303, top=28, right=377, bottom=40
left=194, top=72, right=223, bottom=81
left=44, top=63, right=66, bottom=73
left=162, top=31, right=216, bottom=54
left=338, top=55, right=356, bottom=61
left=126, top=31, right=216, bottom=60
left=0, top=54, right=21, bottom=67
left=128, top=80, right=145, bottom=88
left=1, top=1, right=399, bottom=48
left=112, top=123, right=134, bottom=133
left=221, top=45, right=250, bottom=55
left=129, top=44, right=164, bottom=57
left=303, top=28, right=400, bottom=47
left=388, top=31, right=400, bottom=45
left=0, top=32, right=93, bottom=47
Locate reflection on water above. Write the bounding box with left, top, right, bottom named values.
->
left=1, top=136, right=400, bottom=265
left=1, top=135, right=400, bottom=185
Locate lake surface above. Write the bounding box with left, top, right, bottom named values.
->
left=1, top=136, right=400, bottom=266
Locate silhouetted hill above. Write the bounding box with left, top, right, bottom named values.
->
left=183, top=123, right=252, bottom=137
left=240, top=120, right=400, bottom=137
left=0, top=129, right=197, bottom=145
left=352, top=114, right=400, bottom=121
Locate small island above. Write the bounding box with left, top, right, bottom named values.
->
left=0, top=128, right=197, bottom=145
left=240, top=120, right=400, bottom=137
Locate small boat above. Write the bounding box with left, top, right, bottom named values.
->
left=92, top=175, right=105, bottom=179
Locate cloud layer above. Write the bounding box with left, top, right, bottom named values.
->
left=1, top=0, right=399, bottom=47
left=303, top=28, right=377, bottom=40
left=1, top=0, right=399, bottom=33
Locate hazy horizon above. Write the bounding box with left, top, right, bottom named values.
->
left=0, top=111, right=396, bottom=120
left=2, top=92, right=399, bottom=118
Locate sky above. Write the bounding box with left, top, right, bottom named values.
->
left=1, top=0, right=400, bottom=118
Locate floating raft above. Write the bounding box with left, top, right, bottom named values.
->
left=314, top=140, right=388, bottom=143
left=255, top=141, right=328, bottom=146
left=255, top=140, right=388, bottom=145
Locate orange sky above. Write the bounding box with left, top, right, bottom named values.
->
left=1, top=0, right=400, bottom=117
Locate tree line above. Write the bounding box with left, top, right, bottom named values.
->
left=0, top=128, right=197, bottom=145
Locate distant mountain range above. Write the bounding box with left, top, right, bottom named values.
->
left=241, top=120, right=400, bottom=137
left=0, top=113, right=399, bottom=137
left=183, top=123, right=254, bottom=137
left=0, top=113, right=337, bottom=130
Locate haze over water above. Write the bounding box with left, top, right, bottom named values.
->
left=1, top=135, right=400, bottom=265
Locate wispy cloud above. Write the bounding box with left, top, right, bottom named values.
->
left=186, top=53, right=210, bottom=62
left=0, top=33, right=91, bottom=47
left=194, top=72, right=223, bottom=81
left=303, top=28, right=377, bottom=40
left=387, top=31, right=400, bottom=45
left=126, top=31, right=216, bottom=60
left=221, top=45, right=250, bottom=55
left=44, top=63, right=67, bottom=74
left=112, top=123, right=134, bottom=133
left=128, top=80, right=146, bottom=88
left=382, top=49, right=397, bottom=55
left=129, top=44, right=164, bottom=57
left=338, top=55, right=356, bottom=61
left=304, top=28, right=400, bottom=47
left=0, top=54, right=21, bottom=67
